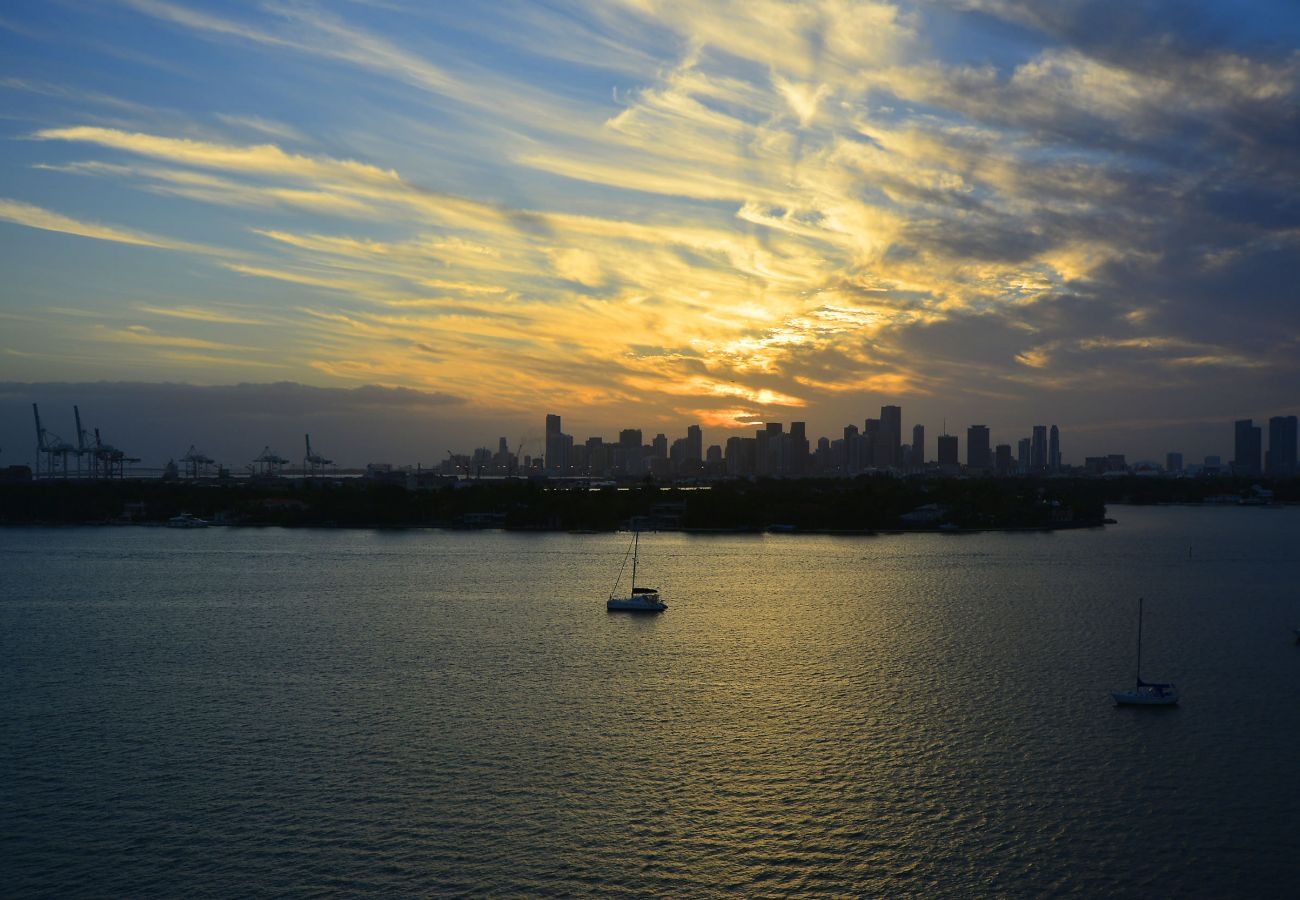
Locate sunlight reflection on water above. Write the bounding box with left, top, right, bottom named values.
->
left=3, top=505, right=1299, bottom=896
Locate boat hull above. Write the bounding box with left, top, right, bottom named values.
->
left=607, top=594, right=666, bottom=612
left=1112, top=688, right=1178, bottom=706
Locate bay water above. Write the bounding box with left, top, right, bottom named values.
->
left=3, top=505, right=1299, bottom=896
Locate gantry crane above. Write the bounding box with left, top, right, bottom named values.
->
left=253, top=446, right=290, bottom=477
left=181, top=445, right=216, bottom=479
left=32, top=403, right=76, bottom=479
left=303, top=434, right=333, bottom=479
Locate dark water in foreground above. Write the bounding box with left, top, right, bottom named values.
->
left=3, top=506, right=1299, bottom=897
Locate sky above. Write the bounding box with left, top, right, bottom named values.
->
left=1, top=0, right=1299, bottom=468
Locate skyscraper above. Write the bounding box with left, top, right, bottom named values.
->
left=995, top=444, right=1012, bottom=475
left=1048, top=425, right=1060, bottom=473
left=686, top=424, right=703, bottom=462
left=966, top=425, right=991, bottom=470
left=544, top=413, right=569, bottom=474
left=788, top=421, right=809, bottom=476
left=911, top=423, right=925, bottom=467
left=1234, top=419, right=1262, bottom=476
left=1166, top=452, right=1183, bottom=473
left=843, top=424, right=862, bottom=474
left=1267, top=415, right=1298, bottom=476
left=1031, top=425, right=1047, bottom=471
left=937, top=433, right=959, bottom=467
left=880, top=405, right=902, bottom=468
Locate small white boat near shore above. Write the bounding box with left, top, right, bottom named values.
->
left=166, top=512, right=209, bottom=528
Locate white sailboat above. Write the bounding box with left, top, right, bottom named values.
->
left=607, top=529, right=667, bottom=612
left=1112, top=597, right=1178, bottom=706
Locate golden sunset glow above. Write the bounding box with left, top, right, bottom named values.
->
left=2, top=0, right=1299, bottom=461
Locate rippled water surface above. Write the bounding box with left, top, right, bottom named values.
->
left=4, top=506, right=1300, bottom=897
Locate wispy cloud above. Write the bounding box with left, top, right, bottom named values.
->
left=0, top=197, right=222, bottom=255
left=4, top=0, right=1299, bottom=455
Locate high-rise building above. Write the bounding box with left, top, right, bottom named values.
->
left=911, top=424, right=925, bottom=467
left=937, top=433, right=959, bottom=467
left=725, top=436, right=756, bottom=476
left=1234, top=419, right=1262, bottom=476
left=544, top=413, right=570, bottom=474
left=843, top=424, right=863, bottom=474
left=619, top=429, right=642, bottom=449
left=1031, top=425, right=1047, bottom=470
left=863, top=418, right=883, bottom=468
left=788, top=421, right=809, bottom=476
left=1267, top=415, right=1298, bottom=476
left=1048, top=425, right=1060, bottom=473
left=880, top=405, right=902, bottom=468
left=652, top=433, right=668, bottom=460
left=1017, top=437, right=1031, bottom=472
left=686, top=424, right=703, bottom=462
left=1166, top=452, right=1183, bottom=473
left=995, top=443, right=1012, bottom=475
left=966, top=425, right=991, bottom=470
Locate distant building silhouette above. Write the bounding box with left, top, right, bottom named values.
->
left=995, top=443, right=1012, bottom=475
left=1233, top=419, right=1261, bottom=476
left=1017, top=437, right=1031, bottom=473
left=1266, top=415, right=1297, bottom=476
left=1166, top=451, right=1183, bottom=473
left=880, top=405, right=901, bottom=468
left=686, top=424, right=703, bottom=462
left=911, top=423, right=924, bottom=467
left=545, top=413, right=572, bottom=474
left=966, top=425, right=991, bottom=471
left=1049, top=425, right=1060, bottom=473
left=937, top=432, right=959, bottom=468
left=1031, top=425, right=1047, bottom=471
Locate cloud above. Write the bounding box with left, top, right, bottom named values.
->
left=5, top=0, right=1300, bottom=461
left=0, top=197, right=222, bottom=255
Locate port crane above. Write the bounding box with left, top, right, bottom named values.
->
left=253, top=446, right=290, bottom=477
left=303, top=434, right=333, bottom=479
left=181, top=445, right=216, bottom=479
left=90, top=427, right=140, bottom=479
left=32, top=403, right=76, bottom=479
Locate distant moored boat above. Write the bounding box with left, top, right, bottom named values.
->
left=606, top=529, right=666, bottom=612
left=1112, top=597, right=1178, bottom=706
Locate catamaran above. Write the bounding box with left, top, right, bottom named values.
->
left=1112, top=597, right=1178, bottom=706
left=607, top=529, right=667, bottom=612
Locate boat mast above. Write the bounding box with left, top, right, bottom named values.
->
left=1136, top=596, right=1144, bottom=686
left=631, top=528, right=639, bottom=589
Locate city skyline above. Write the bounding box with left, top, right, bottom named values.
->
left=6, top=386, right=1296, bottom=477
left=2, top=2, right=1299, bottom=457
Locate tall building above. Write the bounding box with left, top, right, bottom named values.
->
left=1048, top=425, right=1060, bottom=473
left=1234, top=419, right=1262, bottom=476
left=880, top=405, right=902, bottom=468
left=1267, top=415, right=1298, bottom=476
left=619, top=429, right=642, bottom=449
left=911, top=424, right=924, bottom=467
left=544, top=413, right=570, bottom=474
left=788, top=421, right=809, bottom=476
left=995, top=443, right=1013, bottom=475
left=863, top=418, right=883, bottom=468
left=1017, top=437, right=1031, bottom=472
left=966, top=425, right=991, bottom=470
left=1031, top=425, right=1047, bottom=470
left=1166, top=452, right=1183, bottom=473
left=937, top=433, right=959, bottom=467
left=686, top=424, right=703, bottom=462
left=843, top=424, right=863, bottom=474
